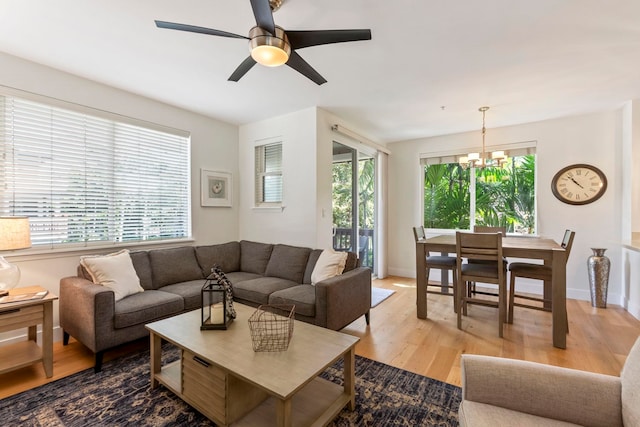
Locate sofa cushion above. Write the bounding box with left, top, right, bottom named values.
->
left=195, top=242, right=240, bottom=276
left=269, top=285, right=316, bottom=317
left=149, top=246, right=204, bottom=288
left=225, top=271, right=262, bottom=285
left=158, top=279, right=204, bottom=311
left=311, top=249, right=348, bottom=285
left=344, top=251, right=358, bottom=272
left=129, top=250, right=153, bottom=291
left=113, top=290, right=184, bottom=329
left=240, top=240, right=274, bottom=274
left=80, top=249, right=144, bottom=302
left=265, top=244, right=311, bottom=283
left=232, top=277, right=298, bottom=305
left=304, top=250, right=358, bottom=283
left=303, top=249, right=323, bottom=284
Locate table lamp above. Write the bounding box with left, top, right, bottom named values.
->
left=0, top=216, right=32, bottom=295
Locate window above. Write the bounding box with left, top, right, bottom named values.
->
left=255, top=142, right=282, bottom=205
left=422, top=150, right=536, bottom=234
left=0, top=94, right=191, bottom=248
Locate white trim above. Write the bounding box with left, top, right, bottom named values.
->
left=331, top=124, right=391, bottom=155
left=0, top=84, right=190, bottom=138
left=419, top=140, right=537, bottom=160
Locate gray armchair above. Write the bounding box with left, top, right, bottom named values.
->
left=458, top=337, right=640, bottom=426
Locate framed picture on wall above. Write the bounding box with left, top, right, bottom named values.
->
left=201, top=169, right=232, bottom=207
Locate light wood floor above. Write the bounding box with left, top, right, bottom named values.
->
left=2, top=275, right=640, bottom=400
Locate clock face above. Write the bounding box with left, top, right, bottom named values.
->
left=551, top=164, right=607, bottom=205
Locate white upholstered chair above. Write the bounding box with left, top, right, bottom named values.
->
left=458, top=336, right=640, bottom=426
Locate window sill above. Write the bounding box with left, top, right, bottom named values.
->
left=3, top=238, right=196, bottom=262
left=252, top=205, right=285, bottom=212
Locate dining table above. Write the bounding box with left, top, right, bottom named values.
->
left=416, top=234, right=568, bottom=349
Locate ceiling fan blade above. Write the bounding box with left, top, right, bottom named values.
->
left=249, top=0, right=276, bottom=35
left=286, top=29, right=372, bottom=50
left=286, top=51, right=327, bottom=85
left=228, top=56, right=257, bottom=82
left=155, top=20, right=248, bottom=39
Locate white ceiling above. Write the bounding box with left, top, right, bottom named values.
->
left=1, top=0, right=640, bottom=143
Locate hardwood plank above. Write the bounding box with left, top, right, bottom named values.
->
left=1, top=275, right=640, bottom=401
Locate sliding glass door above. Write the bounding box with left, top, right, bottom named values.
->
left=332, top=141, right=376, bottom=271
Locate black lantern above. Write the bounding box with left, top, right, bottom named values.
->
left=201, top=273, right=233, bottom=330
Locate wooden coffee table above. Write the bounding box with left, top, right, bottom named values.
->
left=146, top=303, right=359, bottom=427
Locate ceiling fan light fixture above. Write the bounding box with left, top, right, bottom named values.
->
left=249, top=26, right=291, bottom=67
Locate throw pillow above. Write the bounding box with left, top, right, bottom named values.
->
left=208, top=265, right=236, bottom=319
left=311, top=249, right=348, bottom=285
left=80, top=249, right=144, bottom=302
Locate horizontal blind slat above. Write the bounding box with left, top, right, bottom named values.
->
left=0, top=94, right=191, bottom=247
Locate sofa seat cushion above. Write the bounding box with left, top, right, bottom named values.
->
left=268, top=285, right=315, bottom=317
left=114, top=290, right=184, bottom=329
left=232, top=277, right=298, bottom=305
left=265, top=244, right=311, bottom=283
left=459, top=401, right=580, bottom=427
left=225, top=271, right=263, bottom=285
left=159, top=280, right=205, bottom=311
left=195, top=242, right=240, bottom=276
left=149, top=246, right=204, bottom=288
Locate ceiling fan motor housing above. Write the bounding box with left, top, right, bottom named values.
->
left=249, top=26, right=291, bottom=66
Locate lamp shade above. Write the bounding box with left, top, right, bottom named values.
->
left=0, top=217, right=31, bottom=250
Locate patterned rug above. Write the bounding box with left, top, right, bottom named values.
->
left=1, top=345, right=461, bottom=426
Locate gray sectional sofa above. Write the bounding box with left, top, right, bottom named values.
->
left=59, top=240, right=372, bottom=371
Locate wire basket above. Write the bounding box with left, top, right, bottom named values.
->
left=248, top=304, right=295, bottom=352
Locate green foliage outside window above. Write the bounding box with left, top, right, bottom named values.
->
left=332, top=158, right=375, bottom=230
left=424, top=155, right=536, bottom=234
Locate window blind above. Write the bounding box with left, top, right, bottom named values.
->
left=0, top=95, right=191, bottom=248
left=255, top=142, right=282, bottom=204
left=420, top=144, right=536, bottom=166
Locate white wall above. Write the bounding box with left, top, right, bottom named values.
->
left=238, top=107, right=320, bottom=247
left=0, top=52, right=239, bottom=342
left=237, top=107, right=378, bottom=252
left=387, top=110, right=622, bottom=305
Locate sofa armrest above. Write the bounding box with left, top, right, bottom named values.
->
left=461, top=354, right=622, bottom=427
left=59, top=276, right=116, bottom=353
left=314, top=267, right=371, bottom=330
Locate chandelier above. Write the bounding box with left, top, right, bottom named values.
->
left=459, top=106, right=508, bottom=169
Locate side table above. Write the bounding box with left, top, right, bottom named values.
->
left=0, top=286, right=58, bottom=378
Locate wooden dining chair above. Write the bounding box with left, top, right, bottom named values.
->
left=413, top=226, right=458, bottom=312
left=456, top=231, right=507, bottom=337
left=467, top=226, right=508, bottom=297
left=508, top=229, right=575, bottom=324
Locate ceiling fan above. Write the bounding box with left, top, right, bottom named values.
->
left=155, top=0, right=371, bottom=85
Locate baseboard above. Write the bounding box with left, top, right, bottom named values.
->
left=0, top=325, right=64, bottom=345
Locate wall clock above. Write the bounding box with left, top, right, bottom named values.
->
left=551, top=164, right=607, bottom=205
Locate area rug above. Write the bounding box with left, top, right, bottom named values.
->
left=1, top=345, right=460, bottom=427
left=371, top=286, right=395, bottom=307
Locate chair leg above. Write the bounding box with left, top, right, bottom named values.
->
left=63, top=331, right=70, bottom=345
left=452, top=268, right=458, bottom=314
left=364, top=310, right=370, bottom=325
left=499, top=278, right=506, bottom=338
left=508, top=273, right=516, bottom=324
left=457, top=279, right=466, bottom=330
